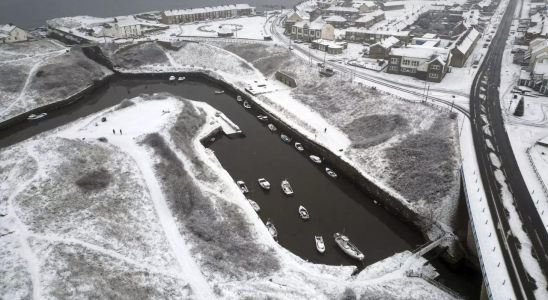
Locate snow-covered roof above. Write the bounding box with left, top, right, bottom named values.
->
left=454, top=28, right=480, bottom=54
left=218, top=27, right=233, bottom=34
left=163, top=4, right=254, bottom=17
left=294, top=17, right=328, bottom=30
left=449, top=6, right=464, bottom=12
left=382, top=2, right=405, bottom=7
left=346, top=28, right=410, bottom=37
left=530, top=39, right=548, bottom=54
left=352, top=1, right=376, bottom=8
left=325, top=6, right=359, bottom=13
left=533, top=62, right=548, bottom=74
left=374, top=36, right=400, bottom=48
left=326, top=15, right=347, bottom=22
left=1, top=24, right=17, bottom=33
left=531, top=12, right=544, bottom=24
left=355, top=15, right=374, bottom=23
left=116, top=18, right=142, bottom=27
left=92, top=27, right=103, bottom=34
left=372, top=10, right=385, bottom=17
left=313, top=38, right=343, bottom=48
left=422, top=33, right=438, bottom=39
left=520, top=69, right=532, bottom=80
left=422, top=40, right=439, bottom=47
left=476, top=0, right=492, bottom=8
left=391, top=46, right=450, bottom=62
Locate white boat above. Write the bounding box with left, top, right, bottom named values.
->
left=299, top=206, right=309, bottom=220
left=315, top=236, right=325, bottom=253
left=27, top=113, right=47, bottom=121
left=266, top=220, right=278, bottom=238
left=268, top=124, right=277, bottom=131
left=243, top=101, right=251, bottom=109
left=248, top=199, right=260, bottom=212
left=257, top=115, right=268, bottom=121
left=169, top=76, right=176, bottom=82
left=178, top=77, right=185, bottom=81
left=281, top=134, right=291, bottom=143
left=310, top=155, right=322, bottom=164
left=334, top=233, right=364, bottom=261
left=236, top=180, right=249, bottom=193
left=295, top=142, right=304, bottom=151
left=258, top=178, right=271, bottom=190
left=237, top=95, right=243, bottom=102
left=215, top=90, right=225, bottom=94
left=281, top=180, right=294, bottom=195
left=326, top=168, right=337, bottom=178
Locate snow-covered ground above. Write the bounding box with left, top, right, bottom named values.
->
left=0, top=95, right=458, bottom=299
left=0, top=40, right=112, bottom=123
left=177, top=15, right=269, bottom=40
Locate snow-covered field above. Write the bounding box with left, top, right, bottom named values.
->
left=177, top=15, right=269, bottom=40
left=0, top=95, right=457, bottom=299
left=0, top=40, right=112, bottom=123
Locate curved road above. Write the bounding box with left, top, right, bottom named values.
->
left=470, top=0, right=548, bottom=299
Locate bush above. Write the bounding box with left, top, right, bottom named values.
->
left=344, top=114, right=407, bottom=148
left=342, top=288, right=357, bottom=300
left=116, top=99, right=135, bottom=110
left=97, top=137, right=108, bottom=143
left=449, top=112, right=458, bottom=119
left=514, top=97, right=524, bottom=116
left=75, top=167, right=112, bottom=192
left=35, top=70, right=44, bottom=77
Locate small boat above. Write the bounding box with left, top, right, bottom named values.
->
left=295, top=142, right=304, bottom=151
left=326, top=168, right=337, bottom=178
left=299, top=206, right=309, bottom=220
left=258, top=178, right=271, bottom=190
left=243, top=101, right=251, bottom=109
left=310, top=155, right=322, bottom=164
left=281, top=134, right=292, bottom=143
left=237, top=95, right=243, bottom=102
left=281, top=180, right=294, bottom=195
left=268, top=124, right=277, bottom=131
left=169, top=76, right=176, bottom=82
left=266, top=220, right=278, bottom=238
left=315, top=236, right=325, bottom=253
left=215, top=90, right=225, bottom=94
left=27, top=113, right=47, bottom=121
left=248, top=199, right=260, bottom=212
left=257, top=115, right=268, bottom=121
left=334, top=233, right=364, bottom=261
left=236, top=180, right=249, bottom=193
left=178, top=77, right=185, bottom=81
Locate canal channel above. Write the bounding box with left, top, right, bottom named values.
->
left=0, top=75, right=481, bottom=298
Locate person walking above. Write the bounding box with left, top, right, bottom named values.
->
left=120, top=129, right=122, bottom=135
left=113, top=129, right=115, bottom=135
left=324, top=128, right=327, bottom=133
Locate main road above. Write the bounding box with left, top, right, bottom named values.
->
left=470, top=0, right=548, bottom=299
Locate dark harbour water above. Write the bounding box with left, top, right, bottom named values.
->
left=0, top=76, right=481, bottom=298
left=0, top=0, right=297, bottom=30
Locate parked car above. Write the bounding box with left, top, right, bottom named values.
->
left=294, top=39, right=303, bottom=44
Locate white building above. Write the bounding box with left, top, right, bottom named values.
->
left=0, top=24, right=28, bottom=43
left=92, top=18, right=143, bottom=39
left=291, top=17, right=335, bottom=41
left=160, top=4, right=255, bottom=24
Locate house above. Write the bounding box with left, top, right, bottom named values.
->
left=386, top=46, right=452, bottom=82
left=345, top=28, right=410, bottom=45
left=474, top=0, right=492, bottom=12
left=0, top=24, right=28, bottom=43
left=525, top=39, right=548, bottom=70
left=311, top=39, right=345, bottom=54
left=275, top=71, right=298, bottom=87
left=324, top=6, right=360, bottom=19
left=369, top=36, right=401, bottom=59
left=160, top=4, right=255, bottom=24
left=519, top=60, right=548, bottom=93
left=287, top=10, right=308, bottom=22
left=352, top=1, right=378, bottom=13
left=380, top=2, right=406, bottom=11
left=412, top=34, right=441, bottom=47
left=450, top=28, right=481, bottom=67
left=291, top=17, right=335, bottom=41
left=317, top=0, right=338, bottom=9
left=92, top=18, right=143, bottom=39
left=354, top=15, right=375, bottom=28
left=325, top=15, right=347, bottom=28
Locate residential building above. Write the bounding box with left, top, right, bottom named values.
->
left=317, top=0, right=338, bottom=9
left=519, top=60, right=548, bottom=94
left=386, top=46, right=452, bottom=82
left=345, top=28, right=410, bottom=45
left=474, top=0, right=493, bottom=12
left=160, top=4, right=255, bottom=24
left=0, top=24, right=28, bottom=43
left=450, top=27, right=481, bottom=67
left=324, top=6, right=360, bottom=19
left=369, top=36, right=400, bottom=59
left=325, top=15, right=347, bottom=28
left=287, top=10, right=308, bottom=22
left=311, top=39, right=344, bottom=54
left=291, top=17, right=335, bottom=41
left=354, top=11, right=385, bottom=28
left=525, top=39, right=548, bottom=70
left=352, top=1, right=378, bottom=13
left=92, top=18, right=143, bottom=39
left=380, top=2, right=406, bottom=11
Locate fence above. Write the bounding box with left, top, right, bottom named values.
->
left=406, top=270, right=467, bottom=300
left=525, top=146, right=548, bottom=201
left=178, top=36, right=273, bottom=45
left=412, top=235, right=456, bottom=258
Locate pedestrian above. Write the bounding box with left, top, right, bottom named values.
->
left=315, top=134, right=317, bottom=139
left=324, top=128, right=327, bottom=133
left=113, top=129, right=115, bottom=135
left=120, top=129, right=122, bottom=135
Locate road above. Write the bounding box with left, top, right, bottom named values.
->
left=470, top=0, right=548, bottom=299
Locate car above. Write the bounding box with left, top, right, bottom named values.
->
left=294, top=39, right=303, bottom=44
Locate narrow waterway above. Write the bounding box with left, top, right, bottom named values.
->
left=0, top=76, right=480, bottom=298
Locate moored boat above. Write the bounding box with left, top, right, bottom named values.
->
left=280, top=134, right=291, bottom=143
left=248, top=199, right=260, bottom=212
left=295, top=142, right=304, bottom=151
left=334, top=233, right=364, bottom=261
left=236, top=180, right=249, bottom=193
left=310, top=155, right=322, bottom=164
left=243, top=101, right=251, bottom=109
left=258, top=178, right=270, bottom=190
left=326, top=168, right=337, bottom=178
left=299, top=206, right=309, bottom=220
left=215, top=90, right=225, bottom=94
left=281, top=180, right=294, bottom=195
left=178, top=77, right=186, bottom=81
left=315, top=236, right=325, bottom=253
left=266, top=220, right=277, bottom=238
left=169, top=75, right=176, bottom=82
left=268, top=124, right=277, bottom=131
left=257, top=115, right=268, bottom=121
left=27, top=113, right=47, bottom=122
left=237, top=95, right=243, bottom=102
